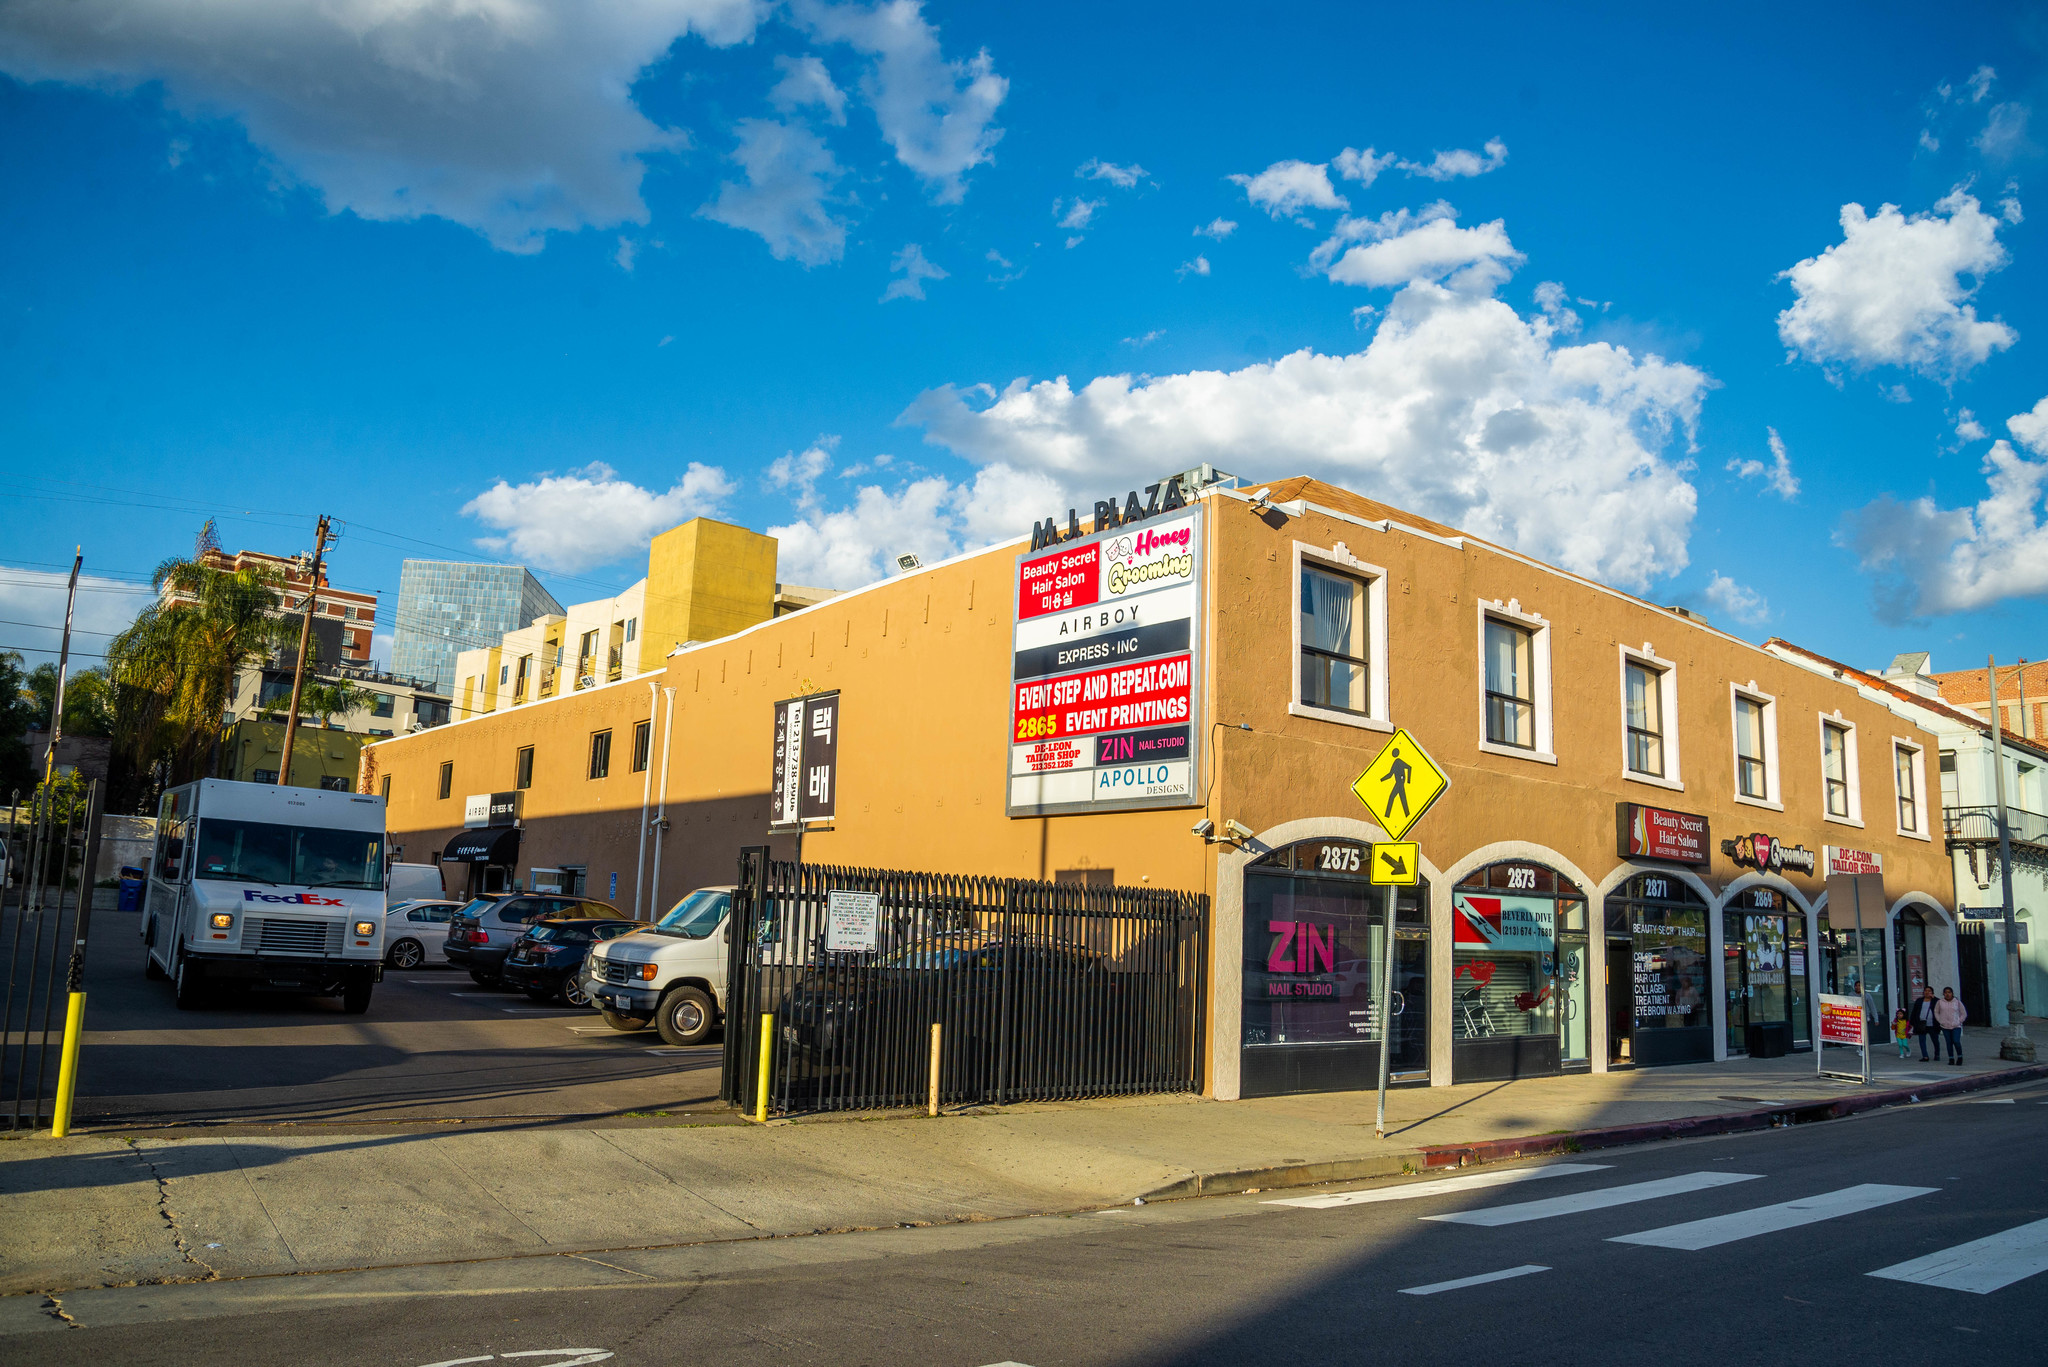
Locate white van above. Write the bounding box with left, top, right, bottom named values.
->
left=384, top=861, right=445, bottom=908
left=142, top=779, right=388, bottom=1012
left=585, top=887, right=731, bottom=1045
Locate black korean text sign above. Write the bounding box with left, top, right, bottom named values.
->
left=772, top=691, right=840, bottom=827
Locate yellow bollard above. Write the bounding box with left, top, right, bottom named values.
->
left=51, top=993, right=86, bottom=1138
left=928, top=1022, right=942, bottom=1117
left=754, top=1013, right=773, bottom=1123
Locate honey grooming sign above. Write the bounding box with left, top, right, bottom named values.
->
left=1008, top=504, right=1205, bottom=817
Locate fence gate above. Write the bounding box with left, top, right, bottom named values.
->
left=720, top=848, right=1208, bottom=1115
left=1, top=781, right=104, bottom=1132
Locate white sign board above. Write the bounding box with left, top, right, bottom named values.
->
left=463, top=793, right=491, bottom=828
left=826, top=890, right=880, bottom=953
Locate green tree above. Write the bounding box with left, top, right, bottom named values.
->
left=25, top=663, right=115, bottom=739
left=0, top=650, right=40, bottom=797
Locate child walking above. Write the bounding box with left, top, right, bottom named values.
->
left=1892, top=1007, right=1912, bottom=1058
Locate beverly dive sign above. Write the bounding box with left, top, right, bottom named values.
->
left=1009, top=504, right=1205, bottom=817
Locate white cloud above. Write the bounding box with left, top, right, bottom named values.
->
left=767, top=462, right=1063, bottom=590
left=697, top=118, right=846, bottom=265
left=1955, top=409, right=1988, bottom=443
left=1999, top=187, right=2024, bottom=225
left=1078, top=158, right=1145, bottom=188
left=1777, top=189, right=2018, bottom=382
left=1975, top=102, right=2035, bottom=161
left=880, top=242, right=947, bottom=301
left=1967, top=66, right=1996, bottom=103
left=1122, top=330, right=1163, bottom=347
left=614, top=237, right=638, bottom=273
left=769, top=53, right=848, bottom=124
left=1333, top=146, right=1396, bottom=185
left=0, top=0, right=766, bottom=253
left=1532, top=281, right=1580, bottom=336
left=768, top=437, right=838, bottom=504
left=1308, top=202, right=1457, bottom=272
left=1177, top=255, right=1210, bottom=278
left=1229, top=159, right=1346, bottom=221
left=1919, top=128, right=1940, bottom=153
left=1055, top=197, right=1102, bottom=231
left=904, top=279, right=1711, bottom=591
left=1323, top=216, right=1523, bottom=293
left=1841, top=396, right=2048, bottom=620
left=463, top=461, right=734, bottom=573
left=1703, top=573, right=1769, bottom=626
left=795, top=0, right=1006, bottom=205
left=0, top=570, right=151, bottom=670
left=1398, top=138, right=1508, bottom=181
left=1194, top=217, right=1237, bottom=240
left=1726, top=428, right=1800, bottom=500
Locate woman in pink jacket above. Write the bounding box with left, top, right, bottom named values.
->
left=1933, top=987, right=1968, bottom=1064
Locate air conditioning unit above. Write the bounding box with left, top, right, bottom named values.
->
left=577, top=674, right=597, bottom=690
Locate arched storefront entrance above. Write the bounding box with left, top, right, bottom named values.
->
left=1452, top=860, right=1589, bottom=1083
left=1240, top=838, right=1429, bottom=1097
left=1820, top=900, right=1886, bottom=1044
left=1604, top=872, right=1711, bottom=1067
left=1895, top=905, right=1932, bottom=1003
left=1723, top=884, right=1809, bottom=1057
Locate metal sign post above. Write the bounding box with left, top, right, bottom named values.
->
left=1356, top=731, right=1439, bottom=1143
left=1373, top=881, right=1399, bottom=1138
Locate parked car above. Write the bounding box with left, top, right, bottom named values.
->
left=444, top=894, right=619, bottom=986
left=383, top=899, right=465, bottom=969
left=501, top=918, right=639, bottom=1005
left=586, top=886, right=732, bottom=1045
left=384, top=862, right=446, bottom=908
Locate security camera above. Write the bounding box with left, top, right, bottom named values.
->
left=1248, top=487, right=1272, bottom=512
left=1223, top=818, right=1255, bottom=842
left=1190, top=818, right=1215, bottom=839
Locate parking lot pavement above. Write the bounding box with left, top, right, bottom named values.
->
left=69, top=910, right=730, bottom=1132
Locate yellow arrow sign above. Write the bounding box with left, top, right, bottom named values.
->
left=1350, top=728, right=1449, bottom=841
left=1369, top=841, right=1419, bottom=886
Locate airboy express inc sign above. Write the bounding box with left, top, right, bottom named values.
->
left=1009, top=505, right=1204, bottom=817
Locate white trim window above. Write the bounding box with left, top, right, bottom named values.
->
left=1730, top=684, right=1781, bottom=809
left=1819, top=713, right=1862, bottom=826
left=1478, top=600, right=1555, bottom=763
left=1289, top=543, right=1390, bottom=731
left=1619, top=644, right=1682, bottom=789
left=1893, top=739, right=1928, bottom=839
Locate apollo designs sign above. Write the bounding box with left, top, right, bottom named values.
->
left=1008, top=504, right=1204, bottom=817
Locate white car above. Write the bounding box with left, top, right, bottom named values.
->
left=383, top=899, right=464, bottom=969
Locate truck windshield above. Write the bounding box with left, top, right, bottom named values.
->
left=654, top=889, right=731, bottom=938
left=193, top=819, right=385, bottom=889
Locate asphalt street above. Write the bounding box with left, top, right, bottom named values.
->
left=67, top=908, right=727, bottom=1131
left=8, top=1077, right=2043, bottom=1365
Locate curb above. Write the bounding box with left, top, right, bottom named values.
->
left=1141, top=1061, right=2048, bottom=1201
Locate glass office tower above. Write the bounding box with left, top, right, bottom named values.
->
left=389, top=561, right=564, bottom=693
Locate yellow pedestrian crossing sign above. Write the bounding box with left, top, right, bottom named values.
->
left=1351, top=728, right=1448, bottom=841
left=1369, top=841, right=1419, bottom=885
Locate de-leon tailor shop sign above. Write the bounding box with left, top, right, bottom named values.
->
left=1008, top=504, right=1204, bottom=817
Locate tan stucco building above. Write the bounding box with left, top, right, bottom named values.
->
left=368, top=476, right=1955, bottom=1097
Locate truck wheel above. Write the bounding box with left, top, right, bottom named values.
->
left=386, top=938, right=424, bottom=970
left=173, top=955, right=204, bottom=1010
left=341, top=981, right=374, bottom=1014
left=599, top=1009, right=646, bottom=1032
left=560, top=976, right=593, bottom=1009
left=656, top=986, right=715, bottom=1047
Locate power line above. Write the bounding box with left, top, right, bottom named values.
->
left=0, top=618, right=119, bottom=636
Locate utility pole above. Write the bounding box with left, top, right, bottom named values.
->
left=42, top=548, right=82, bottom=785
left=1985, top=656, right=2035, bottom=1062
left=276, top=517, right=333, bottom=789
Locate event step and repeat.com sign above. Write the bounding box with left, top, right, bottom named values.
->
left=1008, top=507, right=1204, bottom=817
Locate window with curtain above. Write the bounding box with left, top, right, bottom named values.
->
left=1300, top=566, right=1369, bottom=714
left=1484, top=618, right=1535, bottom=748
left=1895, top=746, right=1919, bottom=831
left=1735, top=696, right=1768, bottom=798
left=632, top=719, right=652, bottom=773
left=1822, top=722, right=1850, bottom=817
left=1625, top=661, right=1664, bottom=776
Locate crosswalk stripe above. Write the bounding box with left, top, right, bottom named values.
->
left=1424, top=1171, right=1764, bottom=1227
left=1867, top=1218, right=2048, bottom=1294
left=1399, top=1264, right=1550, bottom=1296
left=1610, top=1184, right=1937, bottom=1250
left=1265, top=1164, right=1611, bottom=1209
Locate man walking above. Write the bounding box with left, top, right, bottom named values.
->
left=1382, top=748, right=1413, bottom=822
left=1934, top=986, right=1968, bottom=1065
left=1909, top=985, right=1940, bottom=1062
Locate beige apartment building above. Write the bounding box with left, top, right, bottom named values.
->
left=369, top=475, right=1953, bottom=1098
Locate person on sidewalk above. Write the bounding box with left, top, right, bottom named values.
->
left=1909, top=986, right=1940, bottom=1062
left=1935, top=986, right=1968, bottom=1065
left=1892, top=1007, right=1912, bottom=1058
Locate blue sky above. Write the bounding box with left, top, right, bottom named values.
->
left=1, top=0, right=2043, bottom=682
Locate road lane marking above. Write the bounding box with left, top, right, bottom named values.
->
left=1610, top=1184, right=1937, bottom=1250
left=1965, top=1098, right=2015, bottom=1104
left=1266, top=1164, right=1611, bottom=1209
left=1424, top=1172, right=1764, bottom=1226
left=1399, top=1264, right=1550, bottom=1295
left=1867, top=1218, right=2048, bottom=1294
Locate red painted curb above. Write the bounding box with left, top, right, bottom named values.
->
left=1417, top=1060, right=2048, bottom=1169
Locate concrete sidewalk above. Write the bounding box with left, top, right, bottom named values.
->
left=3, top=1026, right=2039, bottom=1297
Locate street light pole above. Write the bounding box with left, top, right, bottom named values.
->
left=41, top=548, right=81, bottom=784
left=276, top=516, right=332, bottom=788
left=1985, top=655, right=2035, bottom=1062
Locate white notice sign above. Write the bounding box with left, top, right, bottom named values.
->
left=826, top=890, right=880, bottom=953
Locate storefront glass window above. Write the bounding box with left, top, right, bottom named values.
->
left=1451, top=863, right=1582, bottom=1045
left=1605, top=872, right=1712, bottom=1066
left=1243, top=841, right=1426, bottom=1052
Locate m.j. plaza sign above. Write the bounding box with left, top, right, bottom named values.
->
left=1030, top=476, right=1192, bottom=550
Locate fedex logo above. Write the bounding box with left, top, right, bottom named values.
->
left=243, top=890, right=345, bottom=906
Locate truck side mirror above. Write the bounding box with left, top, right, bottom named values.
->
left=722, top=921, right=731, bottom=943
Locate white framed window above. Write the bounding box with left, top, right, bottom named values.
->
left=1618, top=643, right=1682, bottom=790
left=1818, top=712, right=1862, bottom=826
left=1478, top=599, right=1555, bottom=764
left=1938, top=749, right=1959, bottom=812
left=1893, top=739, right=1929, bottom=839
left=1288, top=542, right=1390, bottom=731
left=1729, top=683, right=1781, bottom=809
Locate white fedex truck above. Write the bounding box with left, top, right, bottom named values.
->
left=142, top=779, right=388, bottom=1012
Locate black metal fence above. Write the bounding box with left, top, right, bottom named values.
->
left=1, top=782, right=104, bottom=1131
left=719, top=849, right=1207, bottom=1115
